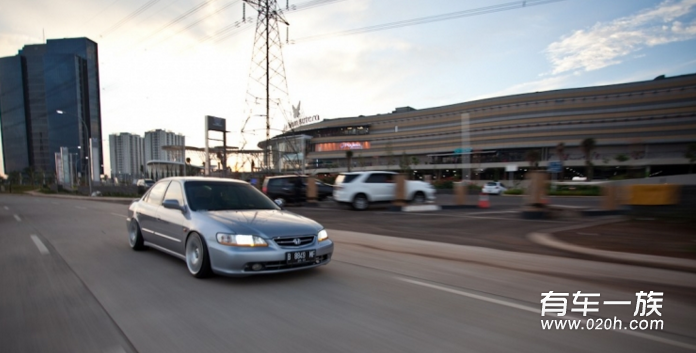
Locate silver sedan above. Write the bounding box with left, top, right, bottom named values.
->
left=126, top=177, right=333, bottom=278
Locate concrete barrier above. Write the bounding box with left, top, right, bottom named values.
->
left=626, top=184, right=681, bottom=205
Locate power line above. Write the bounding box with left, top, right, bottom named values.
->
left=100, top=0, right=162, bottom=37
left=292, top=0, right=567, bottom=44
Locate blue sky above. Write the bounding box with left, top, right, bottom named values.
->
left=1, top=0, right=695, bottom=176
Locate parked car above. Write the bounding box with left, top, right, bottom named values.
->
left=127, top=177, right=333, bottom=277
left=482, top=181, right=507, bottom=195
left=136, top=178, right=155, bottom=188
left=262, top=175, right=333, bottom=204
left=332, top=171, right=436, bottom=210
left=136, top=178, right=155, bottom=194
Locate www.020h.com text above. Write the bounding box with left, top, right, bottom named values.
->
left=541, top=317, right=664, bottom=330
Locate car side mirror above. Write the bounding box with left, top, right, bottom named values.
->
left=162, top=199, right=184, bottom=212
left=274, top=198, right=285, bottom=208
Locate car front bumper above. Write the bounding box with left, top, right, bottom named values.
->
left=206, top=239, right=334, bottom=276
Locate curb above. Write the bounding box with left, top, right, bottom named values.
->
left=528, top=232, right=696, bottom=271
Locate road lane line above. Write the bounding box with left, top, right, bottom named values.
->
left=111, top=213, right=127, bottom=219
left=14, top=214, right=21, bottom=222
left=398, top=277, right=539, bottom=314
left=30, top=235, right=50, bottom=255
left=399, top=277, right=696, bottom=351
left=467, top=210, right=518, bottom=215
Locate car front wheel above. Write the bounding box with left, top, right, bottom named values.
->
left=128, top=220, right=146, bottom=250
left=186, top=233, right=212, bottom=278
left=412, top=191, right=426, bottom=204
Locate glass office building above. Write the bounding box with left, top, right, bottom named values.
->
left=0, top=37, right=103, bottom=180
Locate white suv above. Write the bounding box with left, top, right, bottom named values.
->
left=333, top=171, right=436, bottom=210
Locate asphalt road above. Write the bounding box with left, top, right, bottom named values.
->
left=1, top=194, right=695, bottom=353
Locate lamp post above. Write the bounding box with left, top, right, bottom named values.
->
left=57, top=110, right=93, bottom=196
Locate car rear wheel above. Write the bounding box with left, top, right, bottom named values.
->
left=186, top=233, right=212, bottom=278
left=352, top=194, right=369, bottom=210
left=128, top=220, right=146, bottom=250
left=412, top=191, right=426, bottom=204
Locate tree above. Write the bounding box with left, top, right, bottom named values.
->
left=615, top=154, right=629, bottom=163
left=686, top=142, right=696, bottom=174
left=345, top=150, right=353, bottom=172
left=556, top=142, right=565, bottom=180
left=525, top=150, right=541, bottom=170
left=581, top=138, right=597, bottom=181
left=399, top=151, right=412, bottom=176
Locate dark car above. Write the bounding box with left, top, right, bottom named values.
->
left=262, top=175, right=333, bottom=204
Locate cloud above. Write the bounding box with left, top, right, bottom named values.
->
left=546, top=0, right=696, bottom=74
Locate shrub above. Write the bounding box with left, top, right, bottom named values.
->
left=504, top=188, right=524, bottom=195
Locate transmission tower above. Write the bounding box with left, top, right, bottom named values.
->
left=241, top=0, right=292, bottom=174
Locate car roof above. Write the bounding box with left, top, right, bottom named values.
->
left=156, top=177, right=249, bottom=184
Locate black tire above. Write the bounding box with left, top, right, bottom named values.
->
left=185, top=233, right=213, bottom=278
left=412, top=191, right=426, bottom=204
left=352, top=194, right=369, bottom=210
left=128, top=220, right=146, bottom=250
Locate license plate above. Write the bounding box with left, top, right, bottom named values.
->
left=286, top=250, right=316, bottom=264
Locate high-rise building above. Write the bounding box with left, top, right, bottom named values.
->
left=0, top=37, right=103, bottom=180
left=144, top=129, right=185, bottom=163
left=109, top=133, right=144, bottom=182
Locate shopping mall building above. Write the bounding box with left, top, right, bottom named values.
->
left=260, top=73, right=696, bottom=181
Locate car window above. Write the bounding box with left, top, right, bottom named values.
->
left=334, top=174, right=358, bottom=184
left=486, top=182, right=496, bottom=186
left=268, top=179, right=282, bottom=187
left=365, top=173, right=392, bottom=183
left=163, top=180, right=184, bottom=206
left=185, top=181, right=279, bottom=211
left=145, top=181, right=170, bottom=205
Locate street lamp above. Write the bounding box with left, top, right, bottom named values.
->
left=57, top=110, right=92, bottom=196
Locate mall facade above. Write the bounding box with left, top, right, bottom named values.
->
left=261, top=73, right=696, bottom=181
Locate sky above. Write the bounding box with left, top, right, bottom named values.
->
left=1, top=0, right=695, bottom=176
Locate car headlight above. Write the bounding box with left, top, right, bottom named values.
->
left=216, top=233, right=268, bottom=247
left=318, top=229, right=329, bottom=242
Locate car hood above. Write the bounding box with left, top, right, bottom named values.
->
left=203, top=210, right=323, bottom=238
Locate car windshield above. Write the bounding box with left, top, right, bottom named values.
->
left=486, top=182, right=497, bottom=186
left=185, top=181, right=280, bottom=211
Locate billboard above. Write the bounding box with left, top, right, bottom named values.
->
left=206, top=115, right=226, bottom=132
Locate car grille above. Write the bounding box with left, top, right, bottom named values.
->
left=273, top=235, right=315, bottom=247
left=243, top=255, right=331, bottom=272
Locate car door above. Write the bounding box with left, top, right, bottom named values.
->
left=365, top=173, right=394, bottom=201
left=157, top=180, right=187, bottom=255
left=137, top=180, right=169, bottom=248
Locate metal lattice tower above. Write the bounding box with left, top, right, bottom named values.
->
left=241, top=0, right=292, bottom=173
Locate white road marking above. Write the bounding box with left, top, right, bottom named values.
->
left=4, top=206, right=8, bottom=210
left=14, top=214, right=21, bottom=222
left=399, top=278, right=696, bottom=351
left=467, top=210, right=519, bottom=215
left=398, top=277, right=538, bottom=314
left=111, top=213, right=127, bottom=219
left=377, top=211, right=564, bottom=223
left=30, top=235, right=50, bottom=255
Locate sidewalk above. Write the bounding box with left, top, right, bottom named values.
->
left=528, top=219, right=696, bottom=271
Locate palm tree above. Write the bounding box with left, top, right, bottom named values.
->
left=556, top=142, right=565, bottom=180
left=581, top=138, right=596, bottom=181
left=525, top=149, right=541, bottom=170
left=346, top=150, right=354, bottom=172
